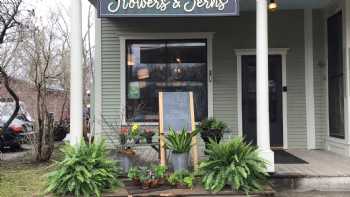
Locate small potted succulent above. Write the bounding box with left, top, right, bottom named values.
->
left=167, top=170, right=194, bottom=189
left=139, top=167, right=158, bottom=189
left=153, top=164, right=167, bottom=184
left=165, top=128, right=199, bottom=171
left=119, top=127, right=129, bottom=145
left=141, top=128, right=155, bottom=144
left=128, top=167, right=141, bottom=185
left=130, top=165, right=167, bottom=189
left=197, top=118, right=227, bottom=150
left=130, top=123, right=141, bottom=144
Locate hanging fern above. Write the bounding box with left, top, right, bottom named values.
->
left=45, top=140, right=123, bottom=197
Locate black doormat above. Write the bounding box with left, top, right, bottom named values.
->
left=273, top=150, right=308, bottom=164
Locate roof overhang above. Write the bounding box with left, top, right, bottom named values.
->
left=89, top=0, right=334, bottom=17
left=240, top=0, right=333, bottom=11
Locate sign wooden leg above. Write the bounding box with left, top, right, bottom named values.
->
left=160, top=134, right=166, bottom=166
left=192, top=137, right=199, bottom=170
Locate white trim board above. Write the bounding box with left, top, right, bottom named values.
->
left=235, top=48, right=289, bottom=149
left=94, top=16, right=102, bottom=136
left=119, top=32, right=215, bottom=125
left=304, top=9, right=316, bottom=150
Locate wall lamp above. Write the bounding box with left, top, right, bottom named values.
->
left=268, top=0, right=278, bottom=12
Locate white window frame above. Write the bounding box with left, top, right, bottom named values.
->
left=120, top=33, right=214, bottom=125
left=324, top=4, right=348, bottom=145
left=235, top=48, right=289, bottom=149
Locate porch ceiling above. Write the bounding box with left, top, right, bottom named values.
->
left=240, top=0, right=333, bottom=11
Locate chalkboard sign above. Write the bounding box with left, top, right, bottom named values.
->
left=158, top=92, right=198, bottom=169
left=161, top=92, right=192, bottom=134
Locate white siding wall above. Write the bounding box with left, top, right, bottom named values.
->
left=313, top=10, right=328, bottom=149
left=96, top=10, right=309, bottom=149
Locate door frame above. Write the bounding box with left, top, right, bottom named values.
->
left=235, top=48, right=289, bottom=149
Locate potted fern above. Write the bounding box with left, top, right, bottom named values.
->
left=46, top=140, right=123, bottom=197
left=200, top=137, right=268, bottom=193
left=197, top=118, right=227, bottom=150
left=164, top=128, right=199, bottom=171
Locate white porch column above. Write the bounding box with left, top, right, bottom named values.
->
left=70, top=0, right=83, bottom=146
left=256, top=0, right=274, bottom=172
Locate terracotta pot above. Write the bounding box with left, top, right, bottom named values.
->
left=150, top=179, right=160, bottom=188
left=176, top=183, right=187, bottom=189
left=142, top=180, right=152, bottom=190
left=132, top=178, right=141, bottom=186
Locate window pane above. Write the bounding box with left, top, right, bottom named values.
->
left=125, top=40, right=208, bottom=122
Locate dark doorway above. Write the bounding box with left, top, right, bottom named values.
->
left=241, top=55, right=284, bottom=147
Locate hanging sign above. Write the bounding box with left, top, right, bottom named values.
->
left=99, top=0, right=239, bottom=17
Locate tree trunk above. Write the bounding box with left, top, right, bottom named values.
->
left=0, top=67, right=20, bottom=132
left=59, top=91, right=68, bottom=125
left=35, top=87, right=54, bottom=162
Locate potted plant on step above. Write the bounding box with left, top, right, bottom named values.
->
left=119, top=126, right=129, bottom=145
left=200, top=137, right=268, bottom=193
left=128, top=167, right=141, bottom=185
left=197, top=118, right=227, bottom=150
left=167, top=170, right=194, bottom=189
left=165, top=128, right=199, bottom=171
left=118, top=147, right=135, bottom=173
left=129, top=165, right=167, bottom=189
left=130, top=123, right=141, bottom=144
left=141, top=128, right=155, bottom=144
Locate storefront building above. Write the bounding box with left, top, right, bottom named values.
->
left=77, top=0, right=350, bottom=172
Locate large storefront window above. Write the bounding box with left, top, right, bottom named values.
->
left=328, top=11, right=345, bottom=139
left=125, top=39, right=208, bottom=122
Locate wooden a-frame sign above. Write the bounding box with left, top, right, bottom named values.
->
left=158, top=92, right=199, bottom=170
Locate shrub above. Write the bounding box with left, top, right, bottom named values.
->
left=164, top=128, right=199, bottom=154
left=200, top=137, right=268, bottom=193
left=45, top=140, right=123, bottom=197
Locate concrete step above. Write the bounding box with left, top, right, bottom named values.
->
left=271, top=173, right=350, bottom=192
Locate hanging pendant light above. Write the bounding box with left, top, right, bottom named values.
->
left=268, top=0, right=278, bottom=12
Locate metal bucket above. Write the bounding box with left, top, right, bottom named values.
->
left=119, top=154, right=132, bottom=173
left=171, top=153, right=189, bottom=171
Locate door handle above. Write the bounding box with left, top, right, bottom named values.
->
left=283, top=86, right=287, bottom=92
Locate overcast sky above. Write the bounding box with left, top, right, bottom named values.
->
left=30, top=0, right=95, bottom=42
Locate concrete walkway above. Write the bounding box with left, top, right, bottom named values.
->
left=276, top=191, right=350, bottom=197
left=275, top=149, right=350, bottom=177
left=273, top=149, right=350, bottom=191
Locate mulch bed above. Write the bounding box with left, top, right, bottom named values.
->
left=104, top=179, right=275, bottom=197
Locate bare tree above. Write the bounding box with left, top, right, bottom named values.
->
left=0, top=0, right=25, bottom=132
left=23, top=14, right=66, bottom=161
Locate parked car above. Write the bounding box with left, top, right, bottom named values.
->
left=0, top=102, right=34, bottom=149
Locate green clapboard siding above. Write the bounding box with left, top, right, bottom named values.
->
left=96, top=10, right=310, bottom=149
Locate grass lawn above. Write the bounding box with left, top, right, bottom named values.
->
left=0, top=145, right=63, bottom=197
